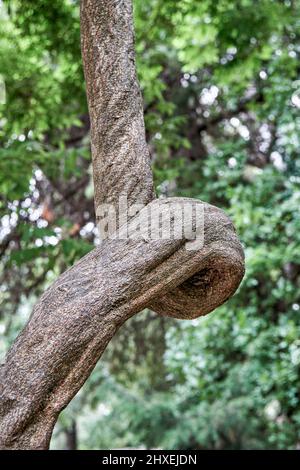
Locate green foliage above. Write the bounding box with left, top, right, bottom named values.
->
left=1, top=0, right=300, bottom=450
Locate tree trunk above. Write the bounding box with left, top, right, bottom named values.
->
left=0, top=0, right=244, bottom=450
left=80, top=0, right=155, bottom=227
left=64, top=420, right=77, bottom=451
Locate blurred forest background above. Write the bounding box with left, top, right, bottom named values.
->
left=1, top=0, right=300, bottom=450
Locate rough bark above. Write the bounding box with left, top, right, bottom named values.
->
left=80, top=0, right=155, bottom=223
left=65, top=420, right=77, bottom=450
left=0, top=0, right=245, bottom=450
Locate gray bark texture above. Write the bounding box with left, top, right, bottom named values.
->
left=0, top=0, right=245, bottom=450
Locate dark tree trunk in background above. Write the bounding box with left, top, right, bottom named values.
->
left=65, top=420, right=77, bottom=451
left=0, top=0, right=244, bottom=449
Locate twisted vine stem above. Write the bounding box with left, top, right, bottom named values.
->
left=0, top=0, right=244, bottom=449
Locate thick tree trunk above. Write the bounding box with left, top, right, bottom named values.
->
left=0, top=0, right=244, bottom=450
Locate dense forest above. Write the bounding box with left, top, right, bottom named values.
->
left=0, top=0, right=300, bottom=449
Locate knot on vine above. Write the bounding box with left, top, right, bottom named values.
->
left=99, top=197, right=245, bottom=320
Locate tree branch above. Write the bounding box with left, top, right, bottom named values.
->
left=0, top=0, right=245, bottom=450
